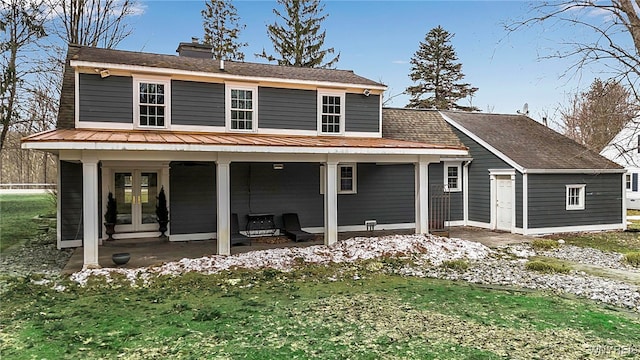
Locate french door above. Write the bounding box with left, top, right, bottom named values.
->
left=113, top=170, right=159, bottom=232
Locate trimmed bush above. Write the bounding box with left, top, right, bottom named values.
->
left=441, top=259, right=469, bottom=271
left=624, top=252, right=640, bottom=267
left=531, top=239, right=560, bottom=251
left=525, top=260, right=570, bottom=274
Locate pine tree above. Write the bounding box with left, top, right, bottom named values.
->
left=201, top=0, right=247, bottom=61
left=406, top=26, right=478, bottom=111
left=256, top=0, right=339, bottom=68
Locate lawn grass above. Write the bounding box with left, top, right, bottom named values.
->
left=1, top=267, right=638, bottom=359
left=545, top=231, right=640, bottom=255
left=0, top=193, right=55, bottom=253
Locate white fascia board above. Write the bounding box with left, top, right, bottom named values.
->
left=439, top=112, right=525, bottom=172
left=22, top=141, right=468, bottom=156
left=70, top=60, right=388, bottom=91
left=524, top=168, right=626, bottom=174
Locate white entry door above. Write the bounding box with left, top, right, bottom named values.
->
left=496, top=176, right=513, bottom=231
left=114, top=170, right=159, bottom=233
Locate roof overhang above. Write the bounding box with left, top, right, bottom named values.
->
left=524, top=168, right=626, bottom=174
left=22, top=129, right=468, bottom=157
left=70, top=60, right=388, bottom=92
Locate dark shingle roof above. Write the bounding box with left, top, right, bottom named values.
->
left=70, top=45, right=384, bottom=87
left=441, top=111, right=622, bottom=170
left=382, top=108, right=466, bottom=149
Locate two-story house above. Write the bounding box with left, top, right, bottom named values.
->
left=601, top=119, right=640, bottom=209
left=22, top=42, right=468, bottom=269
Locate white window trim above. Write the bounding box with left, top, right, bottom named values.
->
left=133, top=76, right=171, bottom=129
left=444, top=162, right=462, bottom=192
left=566, top=184, right=586, bottom=210
left=317, top=90, right=345, bottom=135
left=319, top=163, right=357, bottom=194
left=338, top=164, right=357, bottom=194
left=225, top=83, right=258, bottom=133
left=626, top=174, right=632, bottom=190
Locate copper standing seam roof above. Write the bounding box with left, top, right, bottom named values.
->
left=22, top=128, right=467, bottom=151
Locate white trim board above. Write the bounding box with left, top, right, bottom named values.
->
left=170, top=232, right=216, bottom=242
left=303, top=222, right=415, bottom=233
left=523, top=223, right=626, bottom=236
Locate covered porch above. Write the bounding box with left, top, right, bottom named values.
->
left=22, top=129, right=468, bottom=269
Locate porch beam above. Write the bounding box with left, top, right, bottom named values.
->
left=216, top=159, right=231, bottom=255
left=324, top=160, right=338, bottom=245
left=415, top=158, right=430, bottom=234
left=81, top=155, right=100, bottom=269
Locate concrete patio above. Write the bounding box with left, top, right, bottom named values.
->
left=62, top=227, right=533, bottom=274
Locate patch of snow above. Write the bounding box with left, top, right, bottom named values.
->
left=69, top=234, right=491, bottom=286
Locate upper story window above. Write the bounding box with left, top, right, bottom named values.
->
left=318, top=91, right=345, bottom=135
left=134, top=77, right=170, bottom=129
left=566, top=184, right=585, bottom=210
left=226, top=84, right=257, bottom=132
left=444, top=162, right=461, bottom=192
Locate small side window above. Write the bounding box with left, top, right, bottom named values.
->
left=566, top=184, right=585, bottom=210
left=443, top=163, right=461, bottom=192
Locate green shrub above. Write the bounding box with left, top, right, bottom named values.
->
left=441, top=259, right=469, bottom=271
left=525, top=260, right=570, bottom=274
left=624, top=252, right=640, bottom=267
left=531, top=239, right=560, bottom=251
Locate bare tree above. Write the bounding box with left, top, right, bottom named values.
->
left=560, top=78, right=637, bottom=152
left=49, top=0, right=136, bottom=48
left=508, top=1, right=640, bottom=100
left=0, top=0, right=47, bottom=152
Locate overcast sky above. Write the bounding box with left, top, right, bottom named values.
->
left=116, top=0, right=622, bottom=126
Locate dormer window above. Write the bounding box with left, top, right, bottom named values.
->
left=226, top=84, right=257, bottom=132
left=133, top=77, right=170, bottom=129
left=318, top=91, right=345, bottom=135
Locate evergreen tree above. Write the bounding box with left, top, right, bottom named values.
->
left=201, top=0, right=247, bottom=61
left=406, top=26, right=478, bottom=111
left=256, top=0, right=339, bottom=68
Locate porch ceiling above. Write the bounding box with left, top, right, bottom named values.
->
left=22, top=128, right=468, bottom=156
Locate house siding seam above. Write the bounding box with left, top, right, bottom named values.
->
left=258, top=87, right=317, bottom=130
left=60, top=161, right=83, bottom=241
left=169, top=162, right=217, bottom=234
left=345, top=93, right=380, bottom=133
left=451, top=127, right=513, bottom=224
left=527, top=173, right=623, bottom=228
left=428, top=163, right=463, bottom=221
left=78, top=74, right=133, bottom=123
left=172, top=80, right=224, bottom=126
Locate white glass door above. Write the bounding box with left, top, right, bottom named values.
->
left=114, top=170, right=159, bottom=232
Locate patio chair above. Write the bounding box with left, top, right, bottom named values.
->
left=282, top=213, right=315, bottom=242
left=231, top=213, right=251, bottom=246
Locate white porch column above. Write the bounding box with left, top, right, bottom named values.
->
left=415, top=158, right=430, bottom=234
left=324, top=160, right=338, bottom=245
left=216, top=159, right=231, bottom=255
left=82, top=156, right=100, bottom=269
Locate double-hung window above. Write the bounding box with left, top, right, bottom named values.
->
left=444, top=163, right=461, bottom=192
left=318, top=91, right=345, bottom=134
left=134, top=78, right=170, bottom=128
left=566, top=184, right=585, bottom=210
left=626, top=174, right=632, bottom=190
left=319, top=164, right=357, bottom=194
left=226, top=84, right=257, bottom=132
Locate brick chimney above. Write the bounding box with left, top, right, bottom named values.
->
left=176, top=37, right=213, bottom=59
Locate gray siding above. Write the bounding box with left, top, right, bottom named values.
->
left=172, top=80, right=225, bottom=126
left=78, top=74, right=132, bottom=123
left=528, top=173, right=623, bottom=228
left=338, top=164, right=415, bottom=226
left=345, top=93, right=380, bottom=133
left=516, top=172, right=523, bottom=228
left=60, top=161, right=83, bottom=241
left=258, top=87, right=317, bottom=130
left=428, top=163, right=463, bottom=221
left=230, top=163, right=324, bottom=230
left=169, top=162, right=217, bottom=234
left=452, top=127, right=518, bottom=225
